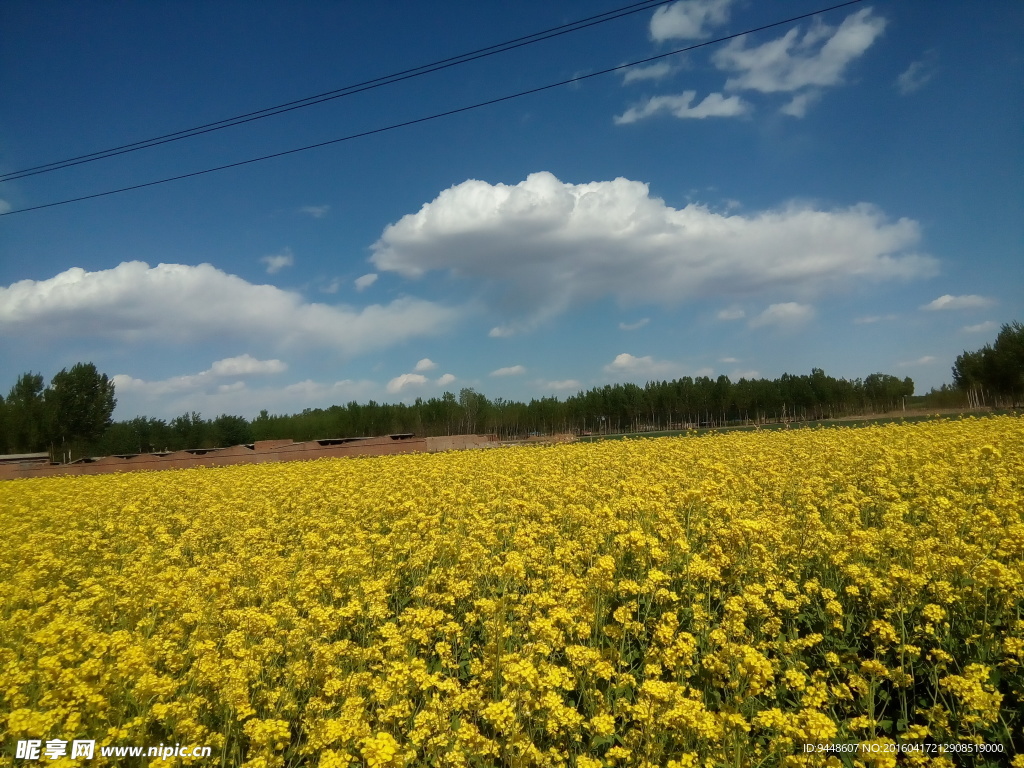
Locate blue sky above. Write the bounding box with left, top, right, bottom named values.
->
left=1, top=0, right=1021, bottom=420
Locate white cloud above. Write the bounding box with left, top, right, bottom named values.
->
left=0, top=262, right=458, bottom=355
left=299, top=205, right=330, bottom=218
left=354, top=273, right=378, bottom=291
left=719, top=356, right=739, bottom=363
left=854, top=314, right=898, bottom=324
left=619, top=318, right=650, bottom=331
left=371, top=173, right=933, bottom=334
left=694, top=367, right=715, bottom=377
left=488, top=325, right=516, bottom=338
left=962, top=321, right=997, bottom=334
left=541, top=379, right=582, bottom=392
left=713, top=8, right=886, bottom=107
left=414, top=358, right=437, bottom=372
left=491, top=365, right=526, bottom=377
left=261, top=248, right=294, bottom=274
left=650, top=0, right=732, bottom=41
left=615, top=91, right=748, bottom=123
left=780, top=90, right=822, bottom=118
left=749, top=302, right=815, bottom=329
left=386, top=366, right=459, bottom=395
left=115, top=375, right=379, bottom=421
left=321, top=278, right=342, bottom=294
left=0, top=199, right=11, bottom=214
left=387, top=373, right=428, bottom=394
left=897, top=51, right=938, bottom=94
left=112, top=355, right=287, bottom=398
left=717, top=306, right=746, bottom=321
left=603, top=353, right=680, bottom=377
left=210, top=354, right=287, bottom=377
left=733, top=369, right=760, bottom=379
left=921, top=294, right=996, bottom=311
left=622, top=62, right=675, bottom=84
left=900, top=355, right=936, bottom=367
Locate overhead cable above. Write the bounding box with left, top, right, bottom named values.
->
left=0, top=0, right=866, bottom=217
left=0, top=0, right=674, bottom=182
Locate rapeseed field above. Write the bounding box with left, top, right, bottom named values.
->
left=1, top=416, right=1022, bottom=767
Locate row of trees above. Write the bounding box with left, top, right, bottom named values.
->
left=0, top=364, right=116, bottom=460
left=952, top=322, right=1024, bottom=408
left=95, top=369, right=918, bottom=452
left=4, top=322, right=1018, bottom=458
left=2, top=366, right=916, bottom=457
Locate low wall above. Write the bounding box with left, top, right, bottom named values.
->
left=0, top=434, right=499, bottom=481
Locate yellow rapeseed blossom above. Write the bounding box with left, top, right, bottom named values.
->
left=1, top=415, right=1022, bottom=766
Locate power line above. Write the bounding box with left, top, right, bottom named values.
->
left=0, top=0, right=673, bottom=183
left=0, top=0, right=865, bottom=217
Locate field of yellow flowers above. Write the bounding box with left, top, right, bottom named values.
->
left=2, top=416, right=1023, bottom=768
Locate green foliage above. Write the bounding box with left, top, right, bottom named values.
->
left=47, top=363, right=117, bottom=447
left=953, top=321, right=1024, bottom=406
left=213, top=414, right=253, bottom=447
left=0, top=363, right=938, bottom=457
left=170, top=411, right=211, bottom=449
left=2, top=372, right=48, bottom=453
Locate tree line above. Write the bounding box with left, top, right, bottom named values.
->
left=952, top=321, right=1024, bottom=408
left=2, top=322, right=1018, bottom=459
left=0, top=363, right=116, bottom=461
left=2, top=365, right=916, bottom=458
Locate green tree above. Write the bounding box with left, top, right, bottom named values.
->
left=46, top=363, right=117, bottom=457
left=212, top=414, right=253, bottom=447
left=4, top=372, right=49, bottom=453
left=171, top=412, right=209, bottom=448
left=953, top=321, right=1023, bottom=407
left=990, top=321, right=1024, bottom=405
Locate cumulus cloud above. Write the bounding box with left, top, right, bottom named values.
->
left=354, top=273, right=378, bottom=291
left=962, top=321, right=997, bottom=333
left=619, top=318, right=650, bottom=330
left=719, top=356, right=739, bottom=363
left=299, top=205, right=330, bottom=218
left=540, top=379, right=582, bottom=392
left=386, top=366, right=458, bottom=395
left=732, top=369, right=760, bottom=379
left=622, top=62, right=675, bottom=84
left=387, top=373, right=428, bottom=394
left=210, top=354, right=287, bottom=377
left=0, top=261, right=458, bottom=355
left=371, top=173, right=932, bottom=335
left=261, top=248, right=294, bottom=274
left=112, top=354, right=287, bottom=398
left=115, top=374, right=379, bottom=421
left=921, top=294, right=995, bottom=311
left=749, top=302, right=815, bottom=329
left=650, top=0, right=732, bottom=41
left=712, top=8, right=886, bottom=114
left=603, top=353, right=680, bottom=377
left=0, top=199, right=11, bottom=214
left=491, top=365, right=526, bottom=377
left=615, top=91, right=748, bottom=123
left=897, top=51, right=938, bottom=94
left=717, top=306, right=746, bottom=321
